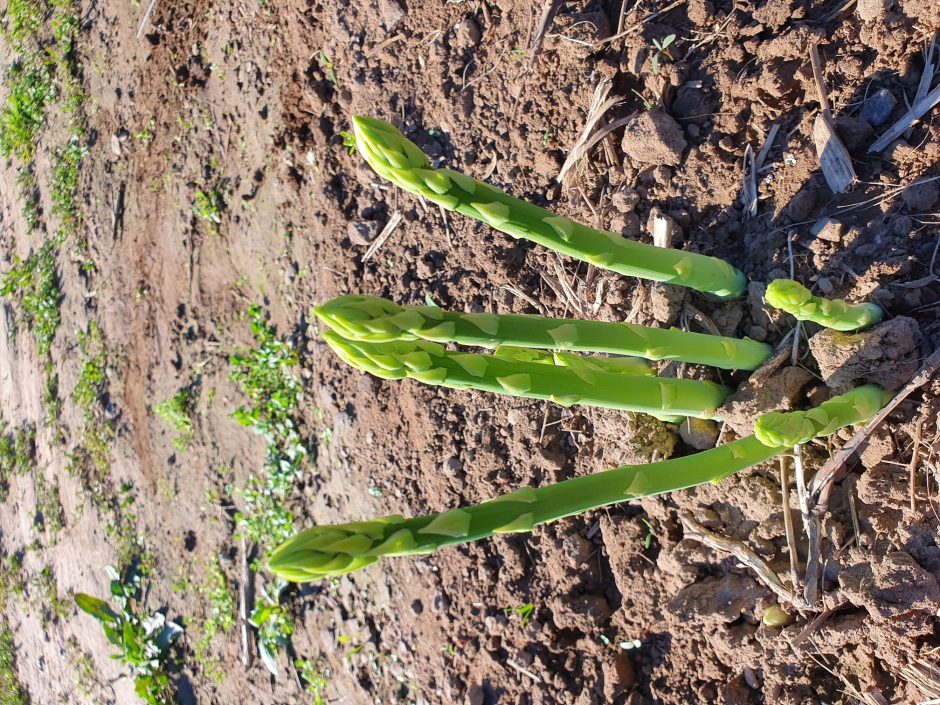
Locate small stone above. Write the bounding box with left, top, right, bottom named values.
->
left=787, top=189, right=817, bottom=221
left=679, top=417, right=719, bottom=450
left=686, top=123, right=700, bottom=139
left=444, top=457, right=463, bottom=474
left=891, top=215, right=912, bottom=236
left=466, top=684, right=485, bottom=705
left=816, top=276, right=833, bottom=294
left=110, top=133, right=122, bottom=156
left=652, top=165, right=673, bottom=185
left=861, top=88, right=897, bottom=127
left=611, top=186, right=639, bottom=213
left=901, top=180, right=939, bottom=211
left=856, top=0, right=888, bottom=22
left=747, top=325, right=767, bottom=341
left=811, top=217, right=843, bottom=242
left=835, top=116, right=873, bottom=152
left=620, top=110, right=687, bottom=166
left=453, top=18, right=481, bottom=48
left=347, top=220, right=380, bottom=246
left=378, top=0, right=405, bottom=31
left=610, top=211, right=641, bottom=238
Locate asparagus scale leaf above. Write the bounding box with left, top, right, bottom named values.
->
left=323, top=330, right=728, bottom=419
left=352, top=115, right=747, bottom=300
left=269, top=385, right=889, bottom=582
left=316, top=294, right=772, bottom=371
left=765, top=279, right=883, bottom=331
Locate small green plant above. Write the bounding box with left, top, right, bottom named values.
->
left=295, top=658, right=329, bottom=704
left=640, top=518, right=656, bottom=550
left=0, top=621, right=29, bottom=705
left=193, top=557, right=236, bottom=683
left=154, top=388, right=195, bottom=451
left=1, top=240, right=61, bottom=357
left=270, top=386, right=888, bottom=581
left=765, top=279, right=883, bottom=331
left=249, top=581, right=293, bottom=676
left=75, top=567, right=182, bottom=705
left=3, top=0, right=44, bottom=48
left=339, top=130, right=356, bottom=155
left=650, top=34, right=676, bottom=75
left=351, top=115, right=746, bottom=299
left=505, top=602, right=535, bottom=628
left=0, top=422, right=36, bottom=501
left=318, top=51, right=337, bottom=85
left=194, top=186, right=226, bottom=228
left=0, top=60, right=54, bottom=162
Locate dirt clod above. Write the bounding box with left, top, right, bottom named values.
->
left=620, top=110, right=688, bottom=166
left=808, top=315, right=921, bottom=390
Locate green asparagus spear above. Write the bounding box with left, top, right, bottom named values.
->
left=765, top=279, right=883, bottom=331
left=269, top=385, right=889, bottom=581
left=323, top=330, right=728, bottom=419
left=352, top=115, right=747, bottom=300
left=315, top=294, right=772, bottom=371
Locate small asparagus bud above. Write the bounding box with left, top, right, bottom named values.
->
left=323, top=330, right=728, bottom=419
left=352, top=116, right=747, bottom=300
left=765, top=279, right=883, bottom=331
left=315, top=294, right=772, bottom=371
left=269, top=385, right=887, bottom=582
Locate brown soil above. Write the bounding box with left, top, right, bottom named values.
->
left=2, top=1, right=940, bottom=704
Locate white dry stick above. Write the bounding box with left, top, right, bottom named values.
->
left=810, top=44, right=856, bottom=193
left=136, top=0, right=158, bottom=39
left=649, top=210, right=674, bottom=249
left=779, top=456, right=802, bottom=595
left=740, top=144, right=759, bottom=217
left=239, top=538, right=253, bottom=668
left=362, top=210, right=403, bottom=262
left=869, top=82, right=940, bottom=153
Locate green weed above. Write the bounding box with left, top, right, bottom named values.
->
left=193, top=557, right=236, bottom=683
left=0, top=59, right=53, bottom=162
left=650, top=34, right=676, bottom=76
left=1, top=239, right=61, bottom=357
left=505, top=602, right=535, bottom=628
left=295, top=658, right=329, bottom=704
left=194, top=186, right=226, bottom=230
left=0, top=621, right=29, bottom=705
left=76, top=567, right=182, bottom=705
left=0, top=422, right=36, bottom=502
left=250, top=582, right=293, bottom=677
left=155, top=388, right=195, bottom=452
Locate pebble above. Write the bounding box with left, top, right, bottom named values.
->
left=861, top=88, right=896, bottom=126
left=454, top=18, right=481, bottom=47
left=466, top=684, right=485, bottom=705
left=810, top=216, right=843, bottom=242
left=679, top=417, right=719, bottom=450
left=901, top=180, right=939, bottom=211
left=443, top=456, right=463, bottom=474
left=787, top=189, right=817, bottom=221
left=816, top=276, right=833, bottom=294
left=347, top=220, right=380, bottom=246
left=652, top=164, right=673, bottom=185
left=620, top=110, right=687, bottom=166
left=611, top=186, right=639, bottom=213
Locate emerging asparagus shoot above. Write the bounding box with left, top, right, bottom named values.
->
left=315, top=294, right=772, bottom=371
left=323, top=330, right=728, bottom=419
left=352, top=115, right=747, bottom=300
left=269, top=385, right=889, bottom=582
left=765, top=279, right=883, bottom=331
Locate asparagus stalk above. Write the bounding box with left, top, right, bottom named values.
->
left=352, top=116, right=747, bottom=300
left=269, top=385, right=889, bottom=582
left=765, top=279, right=883, bottom=331
left=316, top=294, right=772, bottom=371
left=323, top=330, right=728, bottom=419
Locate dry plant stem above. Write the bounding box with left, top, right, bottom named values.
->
left=810, top=43, right=856, bottom=193
left=779, top=457, right=801, bottom=593
left=869, top=82, right=940, bottom=153
left=352, top=116, right=747, bottom=299
left=909, top=415, right=924, bottom=512
left=680, top=510, right=810, bottom=610
left=240, top=538, right=253, bottom=668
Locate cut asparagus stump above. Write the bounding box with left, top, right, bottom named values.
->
left=323, top=330, right=729, bottom=420
left=352, top=115, right=747, bottom=300
left=315, top=294, right=772, bottom=371
left=269, top=385, right=889, bottom=582
left=765, top=279, right=883, bottom=332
